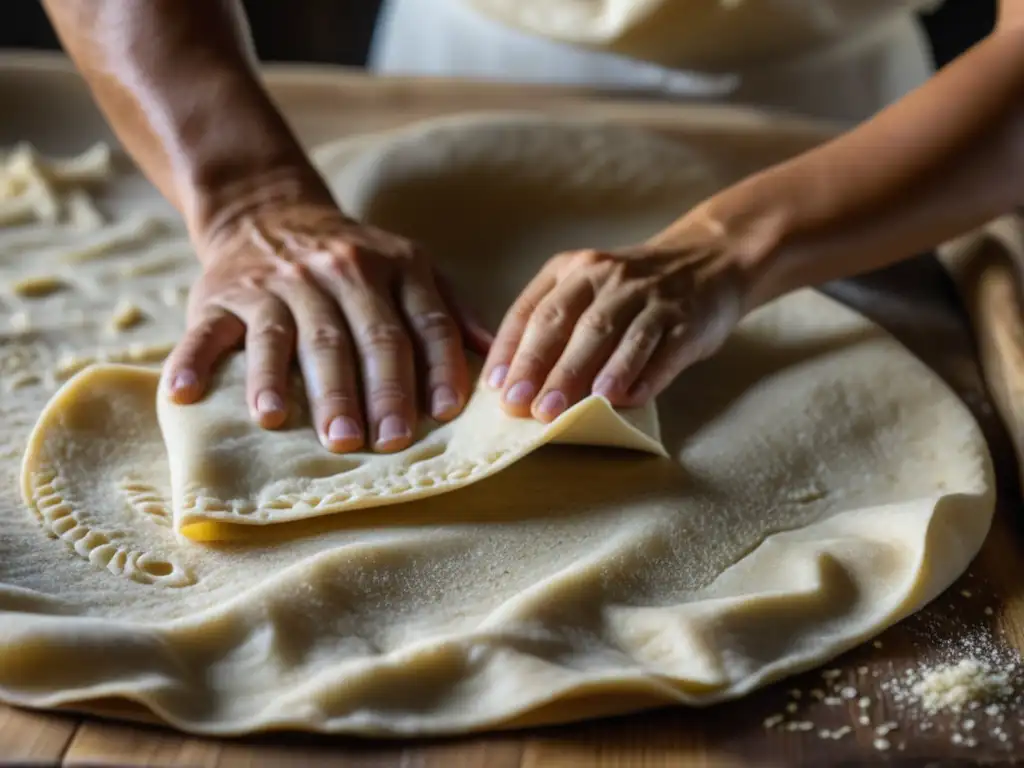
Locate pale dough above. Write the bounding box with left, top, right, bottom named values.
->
left=0, top=114, right=996, bottom=736
left=462, top=0, right=945, bottom=71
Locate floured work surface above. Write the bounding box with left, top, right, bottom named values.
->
left=0, top=112, right=997, bottom=738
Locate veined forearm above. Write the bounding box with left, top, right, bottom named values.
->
left=669, top=22, right=1024, bottom=308
left=41, top=0, right=329, bottom=243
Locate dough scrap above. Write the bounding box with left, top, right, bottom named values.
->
left=0, top=115, right=997, bottom=737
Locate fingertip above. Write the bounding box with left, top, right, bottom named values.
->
left=500, top=379, right=536, bottom=418
left=322, top=415, right=364, bottom=453
left=591, top=374, right=620, bottom=401
left=254, top=390, right=288, bottom=430
left=374, top=414, right=413, bottom=453
left=485, top=364, right=509, bottom=390
left=167, top=369, right=202, bottom=404
left=532, top=389, right=568, bottom=423
left=430, top=385, right=463, bottom=422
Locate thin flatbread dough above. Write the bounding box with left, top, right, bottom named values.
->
left=153, top=355, right=665, bottom=540
left=2, top=114, right=996, bottom=737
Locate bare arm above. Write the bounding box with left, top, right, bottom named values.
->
left=41, top=0, right=486, bottom=451
left=40, top=0, right=331, bottom=245
left=684, top=1, right=1024, bottom=308
left=484, top=1, right=1024, bottom=421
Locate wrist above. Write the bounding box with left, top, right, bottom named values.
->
left=189, top=164, right=340, bottom=259
left=658, top=178, right=796, bottom=313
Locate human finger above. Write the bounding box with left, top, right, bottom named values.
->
left=218, top=293, right=295, bottom=430
left=314, top=261, right=417, bottom=453
left=499, top=279, right=594, bottom=418
left=590, top=305, right=672, bottom=406
left=617, top=321, right=703, bottom=408
left=272, top=272, right=365, bottom=452
left=482, top=268, right=558, bottom=392
left=399, top=268, right=470, bottom=422
left=533, top=295, right=641, bottom=422
left=163, top=306, right=245, bottom=404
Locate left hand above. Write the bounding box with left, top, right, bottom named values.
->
left=481, top=241, right=751, bottom=422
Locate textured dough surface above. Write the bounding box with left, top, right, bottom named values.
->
left=0, top=114, right=996, bottom=737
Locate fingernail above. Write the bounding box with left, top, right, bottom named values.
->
left=431, top=385, right=459, bottom=418
left=172, top=370, right=197, bottom=392
left=592, top=375, right=616, bottom=399
left=256, top=390, right=284, bottom=414
left=503, top=380, right=535, bottom=406
left=327, top=416, right=361, bottom=443
left=487, top=365, right=508, bottom=389
left=377, top=414, right=412, bottom=446
left=536, top=390, right=567, bottom=419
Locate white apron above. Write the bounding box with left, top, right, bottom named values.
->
left=368, top=0, right=939, bottom=125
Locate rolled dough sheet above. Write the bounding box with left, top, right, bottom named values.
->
left=0, top=114, right=996, bottom=736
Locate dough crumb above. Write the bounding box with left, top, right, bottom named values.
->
left=11, top=274, right=66, bottom=298
left=108, top=299, right=146, bottom=333
left=873, top=738, right=891, bottom=751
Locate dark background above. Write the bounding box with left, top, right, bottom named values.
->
left=0, top=0, right=999, bottom=71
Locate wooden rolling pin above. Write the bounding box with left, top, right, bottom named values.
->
left=939, top=214, right=1024, bottom=485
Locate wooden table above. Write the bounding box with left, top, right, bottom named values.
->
left=2, top=53, right=1024, bottom=768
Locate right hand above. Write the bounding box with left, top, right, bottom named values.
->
left=162, top=197, right=492, bottom=454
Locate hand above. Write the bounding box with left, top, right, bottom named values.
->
left=162, top=199, right=492, bottom=453
left=482, top=239, right=750, bottom=422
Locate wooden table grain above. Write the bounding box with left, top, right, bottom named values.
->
left=2, top=53, right=1024, bottom=768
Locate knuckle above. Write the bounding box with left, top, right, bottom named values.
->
left=250, top=321, right=294, bottom=345
left=549, top=360, right=583, bottom=385
left=408, top=310, right=458, bottom=343
left=666, top=322, right=690, bottom=342
left=317, top=389, right=360, bottom=412
left=276, top=259, right=312, bottom=282
left=509, top=303, right=537, bottom=325
left=571, top=248, right=606, bottom=268
left=532, top=301, right=571, bottom=331
left=306, top=324, right=350, bottom=354
left=624, top=325, right=662, bottom=354
left=189, top=314, right=228, bottom=342
left=319, top=242, right=366, bottom=278
left=359, top=322, right=410, bottom=353
left=511, top=347, right=551, bottom=376
left=578, top=309, right=616, bottom=336
left=366, top=380, right=410, bottom=408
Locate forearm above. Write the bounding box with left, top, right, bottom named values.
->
left=666, top=21, right=1024, bottom=309
left=41, top=0, right=331, bottom=246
